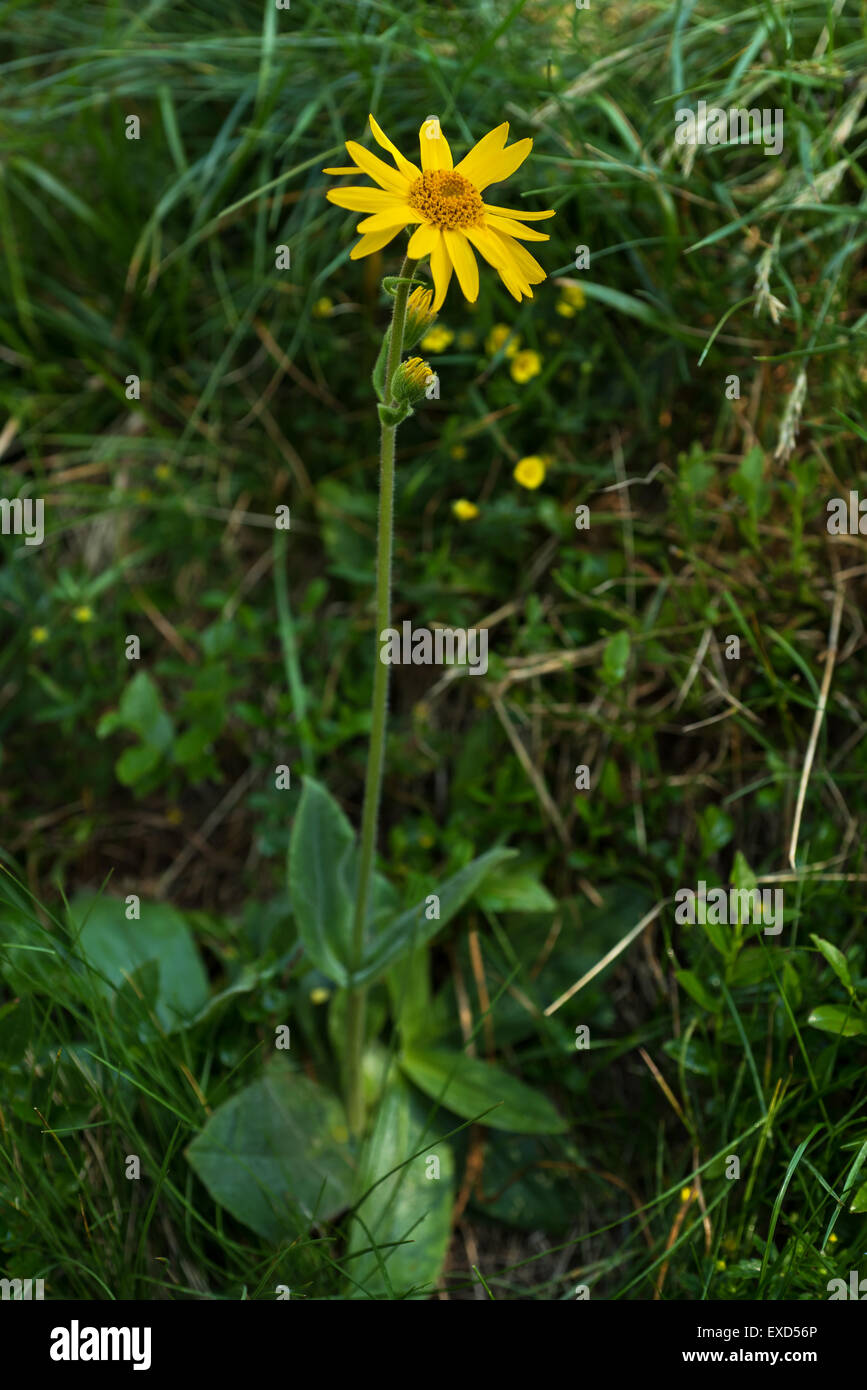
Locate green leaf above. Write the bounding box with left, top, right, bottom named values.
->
left=186, top=1059, right=354, bottom=1240
left=399, top=1045, right=567, bottom=1134
left=809, top=935, right=853, bottom=991
left=353, top=847, right=517, bottom=987
left=347, top=1073, right=453, bottom=1298
left=70, top=894, right=208, bottom=1033
left=288, top=777, right=356, bottom=985
left=850, top=1178, right=867, bottom=1213
left=601, top=630, right=630, bottom=684
left=806, top=1005, right=867, bottom=1038
left=675, top=969, right=721, bottom=1014
left=476, top=864, right=556, bottom=914
left=0, top=995, right=31, bottom=1063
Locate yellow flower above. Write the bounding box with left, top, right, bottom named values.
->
left=421, top=325, right=454, bottom=352
left=155, top=464, right=171, bottom=480
left=310, top=987, right=331, bottom=1005
left=485, top=323, right=520, bottom=358
left=312, top=296, right=333, bottom=317
left=513, top=455, right=546, bottom=489
left=829, top=1233, right=838, bottom=1243
left=556, top=283, right=586, bottom=317
left=30, top=626, right=49, bottom=644
left=510, top=348, right=542, bottom=383
left=452, top=498, right=480, bottom=521
left=680, top=1186, right=693, bottom=1203
left=324, top=114, right=554, bottom=308
left=73, top=605, right=93, bottom=623
left=715, top=1259, right=726, bottom=1271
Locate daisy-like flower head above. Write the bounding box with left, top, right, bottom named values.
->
left=324, top=115, right=555, bottom=309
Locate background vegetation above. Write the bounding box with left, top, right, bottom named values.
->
left=1, top=0, right=866, bottom=1299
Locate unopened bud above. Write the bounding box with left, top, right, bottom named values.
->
left=403, top=287, right=437, bottom=349
left=392, top=356, right=434, bottom=405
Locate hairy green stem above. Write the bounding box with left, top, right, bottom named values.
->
left=345, top=255, right=416, bottom=1136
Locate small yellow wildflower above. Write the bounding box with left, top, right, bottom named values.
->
left=155, top=465, right=171, bottom=481
left=513, top=455, right=546, bottom=490
left=312, top=296, right=333, bottom=318
left=680, top=1186, right=693, bottom=1203
left=556, top=283, right=586, bottom=317
left=73, top=605, right=93, bottom=624
left=485, top=323, right=520, bottom=358
left=829, top=1233, right=838, bottom=1243
left=421, top=324, right=453, bottom=353
left=310, top=987, right=331, bottom=1005
left=30, top=626, right=49, bottom=644
left=510, top=348, right=542, bottom=384
left=452, top=498, right=480, bottom=521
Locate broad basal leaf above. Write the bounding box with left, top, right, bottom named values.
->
left=186, top=1059, right=355, bottom=1240
left=71, top=894, right=208, bottom=1033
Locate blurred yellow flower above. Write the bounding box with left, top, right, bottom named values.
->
left=556, top=283, right=586, bottom=317
left=421, top=324, right=454, bottom=352
left=715, top=1259, right=726, bottom=1271
left=73, top=606, right=93, bottom=624
left=312, top=296, right=333, bottom=317
left=485, top=323, right=520, bottom=358
left=513, top=455, right=546, bottom=489
left=452, top=498, right=480, bottom=521
left=155, top=464, right=171, bottom=481
left=680, top=1186, right=693, bottom=1203
left=310, top=987, right=331, bottom=1005
left=30, top=626, right=49, bottom=644
left=510, top=348, right=542, bottom=383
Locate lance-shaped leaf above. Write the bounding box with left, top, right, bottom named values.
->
left=288, top=777, right=356, bottom=985
left=352, top=846, right=517, bottom=987
left=347, top=1072, right=453, bottom=1298
left=400, top=1045, right=567, bottom=1134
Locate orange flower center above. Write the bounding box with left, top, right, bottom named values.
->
left=407, top=170, right=484, bottom=229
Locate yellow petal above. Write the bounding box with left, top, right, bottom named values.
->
left=344, top=140, right=410, bottom=193
left=368, top=114, right=421, bottom=181
left=407, top=222, right=439, bottom=259
left=495, top=234, right=547, bottom=284
left=327, top=187, right=403, bottom=212
left=454, top=123, right=510, bottom=184
left=465, top=226, right=529, bottom=301
left=472, top=137, right=533, bottom=191
left=483, top=203, right=556, bottom=221
left=323, top=166, right=362, bottom=176
left=349, top=227, right=404, bottom=259
left=484, top=212, right=550, bottom=242
left=429, top=229, right=453, bottom=310
left=419, top=118, right=453, bottom=172
left=356, top=207, right=423, bottom=232
left=443, top=229, right=479, bottom=303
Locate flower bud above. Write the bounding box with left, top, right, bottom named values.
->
left=403, top=287, right=437, bottom=349
left=392, top=356, right=435, bottom=405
